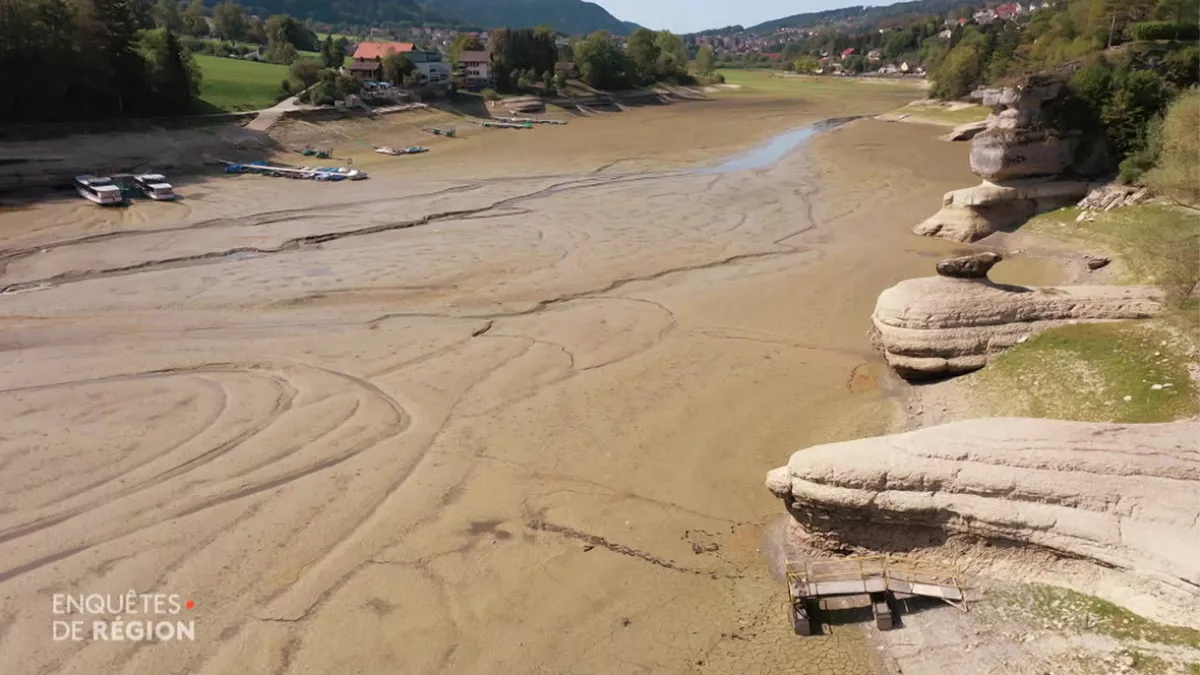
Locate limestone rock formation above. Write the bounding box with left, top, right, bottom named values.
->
left=765, top=417, right=1200, bottom=626
left=968, top=80, right=1079, bottom=182
left=915, top=76, right=1113, bottom=243
left=872, top=274, right=1161, bottom=379
left=935, top=252, right=1002, bottom=278
left=913, top=179, right=1092, bottom=242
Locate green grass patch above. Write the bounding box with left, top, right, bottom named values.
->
left=993, top=585, right=1200, bottom=649
left=195, top=54, right=289, bottom=112
left=1026, top=204, right=1200, bottom=304
left=971, top=311, right=1200, bottom=423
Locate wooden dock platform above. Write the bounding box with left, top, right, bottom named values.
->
left=785, top=557, right=966, bottom=635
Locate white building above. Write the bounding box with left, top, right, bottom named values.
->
left=409, top=51, right=453, bottom=87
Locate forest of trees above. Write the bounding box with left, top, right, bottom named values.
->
left=0, top=0, right=202, bottom=123
left=0, top=0, right=357, bottom=123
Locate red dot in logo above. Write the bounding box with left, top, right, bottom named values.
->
left=186, top=600, right=195, bottom=609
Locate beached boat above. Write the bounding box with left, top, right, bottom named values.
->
left=131, top=174, right=177, bottom=200
left=221, top=161, right=366, bottom=181
left=74, top=175, right=125, bottom=206
left=482, top=121, right=532, bottom=129
left=496, top=116, right=567, bottom=126
left=376, top=146, right=428, bottom=156
left=314, top=167, right=369, bottom=180
left=426, top=127, right=456, bottom=137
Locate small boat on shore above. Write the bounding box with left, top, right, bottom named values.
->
left=482, top=121, right=532, bottom=129
left=74, top=175, right=125, bottom=206
left=131, top=174, right=177, bottom=200
left=376, top=146, right=428, bottom=156
left=495, top=116, right=567, bottom=126
left=314, top=167, right=368, bottom=180
left=222, top=161, right=367, bottom=181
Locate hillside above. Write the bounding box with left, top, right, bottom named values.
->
left=422, top=0, right=639, bottom=34
left=749, top=0, right=974, bottom=32
left=240, top=0, right=448, bottom=27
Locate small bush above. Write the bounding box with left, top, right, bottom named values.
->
left=481, top=88, right=500, bottom=101
left=1162, top=45, right=1199, bottom=89
left=1117, top=115, right=1163, bottom=183
left=1145, top=88, right=1200, bottom=205
left=1130, top=21, right=1200, bottom=41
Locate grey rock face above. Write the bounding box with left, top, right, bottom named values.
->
left=970, top=128, right=1080, bottom=182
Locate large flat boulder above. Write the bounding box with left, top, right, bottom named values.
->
left=871, top=276, right=1161, bottom=379
left=969, top=128, right=1080, bottom=182
left=765, top=418, right=1200, bottom=626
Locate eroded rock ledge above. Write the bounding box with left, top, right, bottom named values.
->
left=871, top=253, right=1161, bottom=379
left=765, top=417, right=1200, bottom=626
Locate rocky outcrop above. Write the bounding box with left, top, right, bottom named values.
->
left=915, top=77, right=1112, bottom=243
left=872, top=273, right=1161, bottom=379
left=935, top=251, right=1002, bottom=278
left=1076, top=184, right=1151, bottom=221
left=913, top=179, right=1092, bottom=242
left=765, top=417, right=1200, bottom=626
left=968, top=80, right=1081, bottom=182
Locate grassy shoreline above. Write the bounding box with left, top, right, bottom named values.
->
left=195, top=54, right=289, bottom=112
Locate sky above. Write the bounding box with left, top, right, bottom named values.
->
left=592, top=0, right=845, bottom=34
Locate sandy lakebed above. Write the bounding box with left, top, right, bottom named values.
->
left=0, top=82, right=1057, bottom=674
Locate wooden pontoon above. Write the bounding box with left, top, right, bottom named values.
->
left=785, top=557, right=967, bottom=636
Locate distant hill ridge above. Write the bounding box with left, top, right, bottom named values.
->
left=422, top=0, right=639, bottom=34
left=748, top=0, right=977, bottom=32
left=237, top=0, right=639, bottom=35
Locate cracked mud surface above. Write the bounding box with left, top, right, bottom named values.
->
left=0, top=100, right=979, bottom=674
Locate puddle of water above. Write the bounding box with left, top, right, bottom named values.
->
left=698, top=116, right=864, bottom=175
left=990, top=256, right=1070, bottom=286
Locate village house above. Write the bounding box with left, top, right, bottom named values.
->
left=456, top=50, right=493, bottom=90
left=348, top=41, right=416, bottom=80
left=974, top=8, right=998, bottom=24
left=995, top=2, right=1024, bottom=20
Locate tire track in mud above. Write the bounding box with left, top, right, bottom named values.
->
left=0, top=361, right=411, bottom=585
left=527, top=516, right=744, bottom=580
left=0, top=171, right=685, bottom=295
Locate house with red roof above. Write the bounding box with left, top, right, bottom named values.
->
left=352, top=42, right=416, bottom=61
